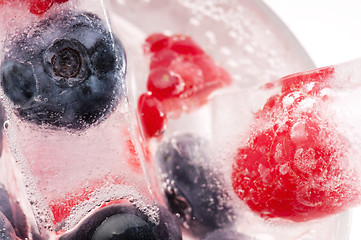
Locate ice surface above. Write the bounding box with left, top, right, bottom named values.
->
left=0, top=0, right=156, bottom=236
left=0, top=0, right=354, bottom=239
left=106, top=1, right=353, bottom=240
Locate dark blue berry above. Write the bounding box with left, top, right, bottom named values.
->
left=0, top=11, right=126, bottom=130
left=59, top=204, right=182, bottom=240
left=0, top=185, right=13, bottom=229
left=0, top=184, right=28, bottom=239
left=202, top=229, right=251, bottom=240
left=156, top=133, right=235, bottom=237
left=0, top=211, right=18, bottom=240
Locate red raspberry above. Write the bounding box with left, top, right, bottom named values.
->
left=138, top=33, right=232, bottom=139
left=147, top=67, right=184, bottom=100
left=144, top=33, right=232, bottom=115
left=0, top=0, right=69, bottom=15
left=144, top=33, right=170, bottom=53
left=137, top=92, right=167, bottom=139
left=28, top=0, right=54, bottom=14
left=232, top=67, right=361, bottom=222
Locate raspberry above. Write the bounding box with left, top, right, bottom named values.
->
left=144, top=33, right=231, bottom=114
left=0, top=0, right=69, bottom=15
left=232, top=67, right=361, bottom=222
left=28, top=0, right=54, bottom=14
left=147, top=67, right=184, bottom=100
left=138, top=33, right=232, bottom=139
left=137, top=93, right=167, bottom=139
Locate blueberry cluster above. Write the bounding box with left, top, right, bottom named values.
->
left=0, top=11, right=126, bottom=130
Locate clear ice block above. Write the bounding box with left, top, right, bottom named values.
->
left=108, top=1, right=354, bottom=240
left=0, top=0, right=354, bottom=239
left=0, top=0, right=161, bottom=238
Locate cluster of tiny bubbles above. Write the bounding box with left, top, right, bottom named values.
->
left=178, top=0, right=248, bottom=44
left=1, top=102, right=54, bottom=232
left=174, top=0, right=288, bottom=88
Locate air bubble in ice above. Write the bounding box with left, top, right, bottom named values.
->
left=205, top=30, right=217, bottom=45
left=244, top=44, right=254, bottom=53
left=279, top=164, right=288, bottom=175
left=189, top=17, right=200, bottom=26
left=228, top=30, right=238, bottom=39
left=294, top=148, right=316, bottom=173
left=116, top=0, right=126, bottom=5
left=3, top=121, right=9, bottom=130
left=226, top=59, right=238, bottom=68
left=290, top=121, right=308, bottom=143
left=220, top=46, right=231, bottom=56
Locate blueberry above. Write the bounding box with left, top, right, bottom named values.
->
left=202, top=229, right=251, bottom=240
left=0, top=211, right=18, bottom=240
left=0, top=185, right=13, bottom=229
left=0, top=11, right=126, bottom=130
left=156, top=133, right=235, bottom=237
left=59, top=204, right=182, bottom=240
left=0, top=184, right=28, bottom=239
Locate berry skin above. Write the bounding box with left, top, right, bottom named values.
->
left=144, top=33, right=231, bottom=115
left=0, top=0, right=69, bottom=15
left=232, top=67, right=361, bottom=222
left=0, top=185, right=28, bottom=239
left=202, top=229, right=251, bottom=240
left=58, top=204, right=182, bottom=240
left=0, top=186, right=14, bottom=232
left=0, top=211, right=19, bottom=240
left=156, top=133, right=235, bottom=237
left=138, top=93, right=167, bottom=139
left=138, top=33, right=232, bottom=139
left=1, top=11, right=126, bottom=130
left=147, top=68, right=184, bottom=100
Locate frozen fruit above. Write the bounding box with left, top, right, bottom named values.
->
left=0, top=185, right=28, bottom=239
left=0, top=211, right=19, bottom=240
left=138, top=92, right=167, bottom=139
left=0, top=0, right=69, bottom=15
left=28, top=0, right=55, bottom=14
left=232, top=67, right=361, bottom=222
left=147, top=68, right=184, bottom=100
left=156, top=133, right=235, bottom=237
left=59, top=204, right=182, bottom=240
left=1, top=11, right=126, bottom=130
left=144, top=33, right=231, bottom=114
left=138, top=33, right=232, bottom=139
left=202, top=229, right=251, bottom=240
left=0, top=185, right=14, bottom=230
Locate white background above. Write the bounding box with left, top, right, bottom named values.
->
left=262, top=1, right=361, bottom=239
left=262, top=0, right=361, bottom=68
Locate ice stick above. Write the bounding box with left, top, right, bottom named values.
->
left=0, top=0, right=159, bottom=237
